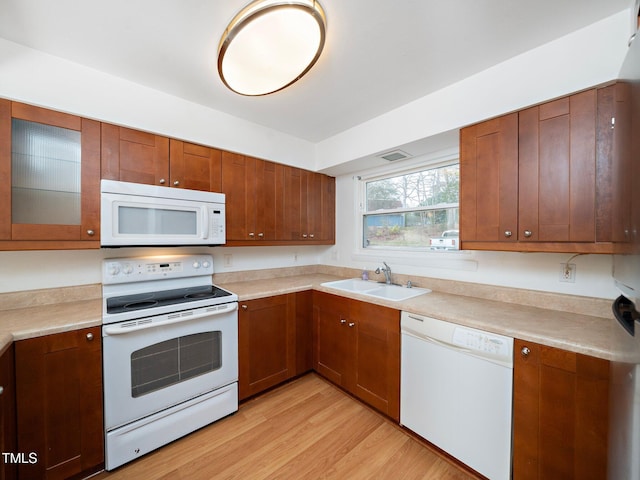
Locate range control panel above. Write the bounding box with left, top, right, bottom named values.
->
left=103, top=254, right=214, bottom=284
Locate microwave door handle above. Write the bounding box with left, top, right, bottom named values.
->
left=202, top=207, right=209, bottom=239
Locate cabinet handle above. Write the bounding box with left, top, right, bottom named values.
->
left=258, top=233, right=264, bottom=238
left=521, top=346, right=531, bottom=357
left=0, top=386, right=4, bottom=396
left=86, top=229, right=95, bottom=236
left=348, top=322, right=355, bottom=328
left=523, top=230, right=533, bottom=238
left=159, top=178, right=166, bottom=185
left=249, top=232, right=255, bottom=238
left=309, top=234, right=315, bottom=239
left=340, top=319, right=347, bottom=324
left=302, top=234, right=308, bottom=238
left=173, top=180, right=180, bottom=186
left=504, top=230, right=512, bottom=238
left=86, top=332, right=94, bottom=341
left=242, top=304, right=248, bottom=310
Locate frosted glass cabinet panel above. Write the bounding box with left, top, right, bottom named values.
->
left=12, top=119, right=82, bottom=225
left=0, top=100, right=101, bottom=247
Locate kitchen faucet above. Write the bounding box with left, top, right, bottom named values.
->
left=375, top=262, right=393, bottom=284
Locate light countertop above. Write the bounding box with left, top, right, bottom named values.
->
left=1, top=274, right=637, bottom=363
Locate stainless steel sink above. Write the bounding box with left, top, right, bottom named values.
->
left=321, top=278, right=430, bottom=302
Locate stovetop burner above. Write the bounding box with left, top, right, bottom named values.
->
left=106, top=285, right=233, bottom=315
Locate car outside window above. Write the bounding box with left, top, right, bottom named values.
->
left=362, top=163, right=459, bottom=250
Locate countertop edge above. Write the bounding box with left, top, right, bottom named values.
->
left=1, top=275, right=636, bottom=363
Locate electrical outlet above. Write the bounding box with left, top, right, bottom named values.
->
left=223, top=254, right=233, bottom=268
left=293, top=252, right=298, bottom=262
left=560, top=263, right=576, bottom=282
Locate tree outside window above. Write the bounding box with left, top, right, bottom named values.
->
left=363, top=163, right=459, bottom=249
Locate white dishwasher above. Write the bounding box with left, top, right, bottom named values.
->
left=400, top=311, right=513, bottom=480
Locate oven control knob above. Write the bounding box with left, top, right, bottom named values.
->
left=108, top=264, right=121, bottom=276
left=202, top=261, right=211, bottom=269
left=122, top=264, right=134, bottom=275
left=192, top=261, right=201, bottom=269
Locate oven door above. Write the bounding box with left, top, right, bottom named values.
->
left=102, top=302, right=238, bottom=431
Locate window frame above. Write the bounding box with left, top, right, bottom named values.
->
left=357, top=157, right=461, bottom=254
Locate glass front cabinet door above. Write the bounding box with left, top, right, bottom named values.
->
left=0, top=100, right=100, bottom=248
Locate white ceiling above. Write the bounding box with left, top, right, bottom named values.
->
left=0, top=0, right=630, bottom=144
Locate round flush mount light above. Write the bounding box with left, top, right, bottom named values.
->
left=217, top=0, right=327, bottom=96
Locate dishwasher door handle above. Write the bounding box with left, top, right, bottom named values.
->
left=403, top=329, right=474, bottom=355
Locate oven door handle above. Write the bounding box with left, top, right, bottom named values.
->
left=103, top=302, right=238, bottom=336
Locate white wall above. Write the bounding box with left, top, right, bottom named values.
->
left=316, top=11, right=630, bottom=171
left=0, top=246, right=326, bottom=293
left=320, top=158, right=619, bottom=301
left=0, top=38, right=315, bottom=169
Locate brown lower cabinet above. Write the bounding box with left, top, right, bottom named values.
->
left=0, top=344, right=16, bottom=480
left=238, top=292, right=313, bottom=401
left=15, top=327, right=104, bottom=480
left=313, top=291, right=400, bottom=421
left=513, top=338, right=609, bottom=480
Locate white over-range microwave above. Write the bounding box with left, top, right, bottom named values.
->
left=100, top=179, right=226, bottom=247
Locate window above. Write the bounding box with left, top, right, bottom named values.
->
left=362, top=162, right=459, bottom=250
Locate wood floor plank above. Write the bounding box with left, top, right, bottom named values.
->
left=319, top=422, right=409, bottom=479
left=95, top=374, right=479, bottom=480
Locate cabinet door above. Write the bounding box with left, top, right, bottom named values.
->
left=596, top=82, right=633, bottom=246
left=169, top=139, right=222, bottom=192
left=0, top=101, right=101, bottom=245
left=15, top=327, right=104, bottom=480
left=304, top=172, right=336, bottom=242
left=319, top=174, right=336, bottom=243
left=281, top=166, right=303, bottom=240
left=313, top=291, right=352, bottom=387
left=221, top=152, right=256, bottom=241
left=101, top=123, right=169, bottom=186
left=0, top=345, right=16, bottom=480
left=460, top=112, right=518, bottom=244
left=513, top=339, right=608, bottom=480
left=295, top=290, right=313, bottom=375
left=303, top=170, right=321, bottom=241
left=350, top=300, right=400, bottom=421
left=238, top=294, right=295, bottom=400
left=222, top=153, right=284, bottom=242
left=281, top=168, right=335, bottom=243
left=255, top=158, right=281, bottom=241
left=519, top=90, right=597, bottom=242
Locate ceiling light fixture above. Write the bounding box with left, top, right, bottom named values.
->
left=217, top=0, right=326, bottom=96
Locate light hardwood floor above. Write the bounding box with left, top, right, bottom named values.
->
left=95, top=374, right=478, bottom=479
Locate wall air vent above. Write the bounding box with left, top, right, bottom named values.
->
left=378, top=150, right=411, bottom=162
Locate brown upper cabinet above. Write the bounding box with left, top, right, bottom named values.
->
left=101, top=123, right=170, bottom=186
left=460, top=84, right=627, bottom=253
left=282, top=166, right=335, bottom=243
left=222, top=152, right=282, bottom=243
left=169, top=139, right=222, bottom=192
left=102, top=126, right=222, bottom=192
left=223, top=154, right=335, bottom=246
left=0, top=100, right=101, bottom=250
left=1, top=100, right=333, bottom=250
